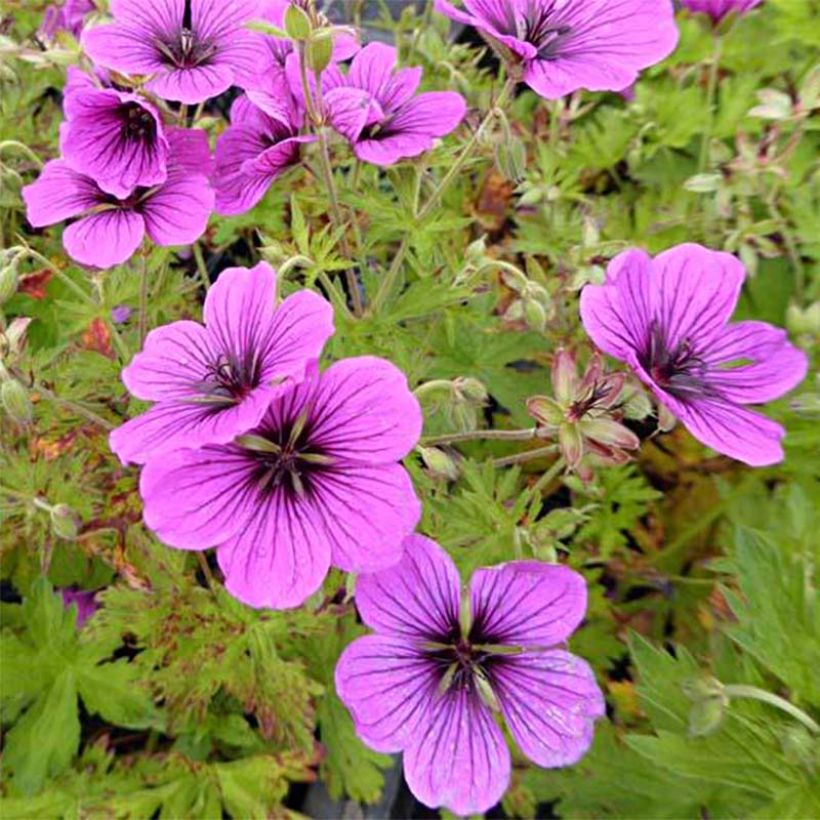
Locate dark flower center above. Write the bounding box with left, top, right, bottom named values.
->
left=640, top=320, right=710, bottom=400
left=518, top=5, right=572, bottom=59
left=120, top=102, right=156, bottom=142
left=155, top=26, right=218, bottom=68
left=241, top=413, right=332, bottom=499
left=194, top=353, right=260, bottom=404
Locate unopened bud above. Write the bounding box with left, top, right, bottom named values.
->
left=494, top=136, right=526, bottom=182
left=465, top=236, right=487, bottom=265
left=0, top=262, right=19, bottom=304
left=657, top=403, right=677, bottom=433
left=682, top=676, right=727, bottom=738
left=786, top=302, right=820, bottom=335
left=524, top=298, right=547, bottom=332
left=1, top=378, right=32, bottom=424
left=418, top=446, right=459, bottom=481
left=50, top=504, right=80, bottom=540
left=454, top=377, right=488, bottom=404
left=284, top=3, right=312, bottom=40
left=306, top=32, right=333, bottom=73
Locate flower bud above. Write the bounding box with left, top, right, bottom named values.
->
left=453, top=377, right=488, bottom=404
left=1, top=378, right=32, bottom=424
left=284, top=3, right=312, bottom=40
left=0, top=261, right=19, bottom=305
left=524, top=298, right=547, bottom=332
left=682, top=676, right=727, bottom=737
left=418, top=446, right=459, bottom=481
left=786, top=301, right=820, bottom=335
left=50, top=504, right=80, bottom=540
left=494, top=136, right=526, bottom=182
left=306, top=32, right=333, bottom=73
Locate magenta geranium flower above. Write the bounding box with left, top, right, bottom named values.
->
left=336, top=535, right=604, bottom=815
left=81, top=0, right=269, bottom=104
left=435, top=0, right=679, bottom=99
left=60, top=85, right=170, bottom=198
left=22, top=130, right=213, bottom=269
left=213, top=93, right=314, bottom=216
left=138, top=356, right=422, bottom=609
left=322, top=43, right=467, bottom=166
left=681, top=0, right=762, bottom=24
left=109, top=261, right=333, bottom=464
left=580, top=243, right=808, bottom=466
left=40, top=0, right=96, bottom=40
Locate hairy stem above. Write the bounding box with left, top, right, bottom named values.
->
left=35, top=382, right=115, bottom=431
left=526, top=456, right=566, bottom=503
left=192, top=241, right=210, bottom=291
left=137, top=249, right=149, bottom=348
left=723, top=684, right=819, bottom=734
left=492, top=444, right=559, bottom=468
left=698, top=32, right=723, bottom=172
left=421, top=427, right=538, bottom=446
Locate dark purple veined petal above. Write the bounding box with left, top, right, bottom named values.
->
left=324, top=87, right=381, bottom=143
left=354, top=534, right=461, bottom=641
left=470, top=561, right=587, bottom=648
left=108, top=384, right=276, bottom=464
left=60, top=88, right=169, bottom=198
left=109, top=0, right=185, bottom=34
left=215, top=482, right=333, bottom=609
left=403, top=686, right=511, bottom=816
left=166, top=126, right=214, bottom=176
left=491, top=649, right=604, bottom=767
left=121, top=319, right=216, bottom=401
left=335, top=634, right=438, bottom=752
left=63, top=209, right=146, bottom=268
left=81, top=22, right=167, bottom=76
left=306, top=356, right=423, bottom=464
left=140, top=166, right=214, bottom=247
left=653, top=242, right=745, bottom=353
left=579, top=247, right=654, bottom=361
left=705, top=321, right=808, bottom=404
left=146, top=64, right=236, bottom=104
left=315, top=463, right=421, bottom=573
left=140, top=444, right=257, bottom=550
left=347, top=43, right=422, bottom=112
left=22, top=159, right=105, bottom=226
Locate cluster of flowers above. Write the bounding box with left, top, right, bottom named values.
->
left=24, top=0, right=468, bottom=268
left=32, top=0, right=807, bottom=815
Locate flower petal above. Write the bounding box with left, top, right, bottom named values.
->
left=661, top=392, right=788, bottom=467
left=109, top=0, right=185, bottom=31
left=354, top=534, right=460, bottom=640
left=470, top=561, right=588, bottom=647
left=653, top=243, right=745, bottom=352
left=308, top=356, right=423, bottom=463
left=491, top=650, right=604, bottom=767
left=335, top=634, right=438, bottom=753
left=403, top=687, right=511, bottom=816
left=705, top=321, right=808, bottom=404
left=216, top=485, right=332, bottom=609
left=121, top=319, right=215, bottom=401
left=141, top=167, right=214, bottom=247
left=146, top=64, right=236, bottom=104
left=22, top=160, right=102, bottom=227
left=579, top=248, right=653, bottom=361
left=82, top=24, right=166, bottom=75
left=140, top=444, right=254, bottom=549
left=63, top=210, right=145, bottom=268
left=203, top=261, right=334, bottom=387
left=109, top=385, right=274, bottom=464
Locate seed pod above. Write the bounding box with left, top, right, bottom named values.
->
left=50, top=504, right=80, bottom=540
left=306, top=33, right=333, bottom=73
left=418, top=446, right=459, bottom=481
left=284, top=3, right=312, bottom=40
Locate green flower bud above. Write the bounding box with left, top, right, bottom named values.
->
left=50, top=504, right=80, bottom=540
left=0, top=262, right=18, bottom=305
left=524, top=298, right=548, bottom=332
left=494, top=136, right=527, bottom=182
left=418, top=446, right=459, bottom=481
left=306, top=32, right=333, bottom=73
left=454, top=377, right=488, bottom=404
left=1, top=378, right=32, bottom=424
left=284, top=3, right=312, bottom=40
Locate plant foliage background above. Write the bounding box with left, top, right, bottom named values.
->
left=0, top=0, right=818, bottom=816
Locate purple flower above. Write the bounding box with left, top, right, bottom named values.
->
left=60, top=86, right=170, bottom=198
left=138, top=356, right=423, bottom=609
left=213, top=93, right=314, bottom=216
left=111, top=305, right=132, bottom=323
left=580, top=243, right=808, bottom=466
left=40, top=0, right=96, bottom=41
left=22, top=129, right=213, bottom=269
left=335, top=536, right=604, bottom=815
left=323, top=43, right=467, bottom=166
left=60, top=587, right=99, bottom=628
left=81, top=0, right=270, bottom=104
left=109, top=261, right=334, bottom=463
left=435, top=0, right=679, bottom=99
left=680, top=0, right=762, bottom=24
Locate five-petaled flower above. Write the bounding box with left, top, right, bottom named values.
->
left=435, top=0, right=679, bottom=100
left=22, top=129, right=213, bottom=269
left=109, top=261, right=334, bottom=464
left=680, top=0, right=762, bottom=24
left=321, top=43, right=467, bottom=166
left=82, top=0, right=269, bottom=104
left=336, top=535, right=604, bottom=816
left=213, top=93, right=315, bottom=216
left=59, top=85, right=170, bottom=198
left=139, top=356, right=422, bottom=609
left=580, top=243, right=808, bottom=466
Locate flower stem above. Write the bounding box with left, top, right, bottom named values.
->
left=421, top=427, right=537, bottom=446
left=16, top=247, right=95, bottom=306
left=196, top=551, right=219, bottom=597
left=698, top=32, right=723, bottom=172
left=526, top=457, right=566, bottom=504
left=192, top=241, right=210, bottom=291
left=137, top=248, right=149, bottom=348
left=34, top=382, right=114, bottom=431
left=369, top=76, right=517, bottom=315
left=492, top=444, right=559, bottom=468
left=723, top=685, right=819, bottom=734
